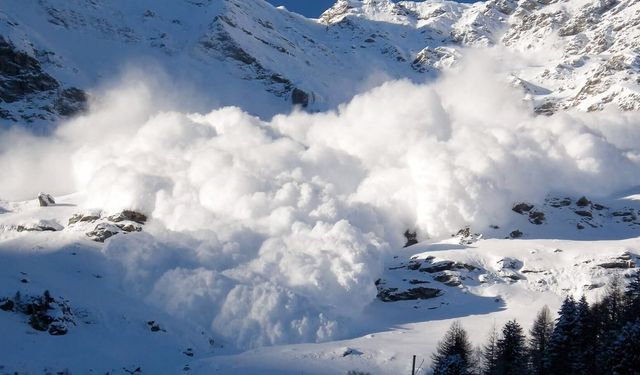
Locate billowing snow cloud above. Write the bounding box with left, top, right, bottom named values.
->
left=2, top=50, right=640, bottom=348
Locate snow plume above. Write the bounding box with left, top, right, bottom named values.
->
left=3, top=50, right=640, bottom=348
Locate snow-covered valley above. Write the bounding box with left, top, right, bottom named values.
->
left=2, top=0, right=640, bottom=374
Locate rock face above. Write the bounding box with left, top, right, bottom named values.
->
left=83, top=210, right=146, bottom=242
left=0, top=37, right=86, bottom=128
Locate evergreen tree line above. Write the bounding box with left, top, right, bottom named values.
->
left=429, top=270, right=640, bottom=375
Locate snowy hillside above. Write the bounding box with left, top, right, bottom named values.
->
left=1, top=0, right=640, bottom=374
left=2, top=0, right=640, bottom=130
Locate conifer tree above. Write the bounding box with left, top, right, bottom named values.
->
left=598, top=275, right=625, bottom=331
left=592, top=276, right=626, bottom=373
left=481, top=324, right=499, bottom=375
left=606, top=319, right=640, bottom=375
left=495, top=320, right=527, bottom=375
left=432, top=321, right=474, bottom=375
left=572, top=296, right=596, bottom=374
left=545, top=296, right=577, bottom=374
left=529, top=305, right=554, bottom=375
left=623, top=270, right=640, bottom=323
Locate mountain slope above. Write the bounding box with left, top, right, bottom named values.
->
left=2, top=1, right=640, bottom=374
left=2, top=0, right=639, bottom=131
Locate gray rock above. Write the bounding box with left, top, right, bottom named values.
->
left=420, top=260, right=476, bottom=273
left=16, top=219, right=63, bottom=232
left=291, top=88, right=310, bottom=107
left=576, top=196, right=591, bottom=207
left=37, top=193, right=55, bottom=207
left=509, top=230, right=523, bottom=239
left=403, top=229, right=418, bottom=247
left=548, top=197, right=572, bottom=207
left=433, top=273, right=462, bottom=287
left=528, top=211, right=545, bottom=225
left=574, top=210, right=592, bottom=218
left=512, top=203, right=534, bottom=214
left=108, top=210, right=147, bottom=224
left=68, top=212, right=100, bottom=225
left=377, top=286, right=443, bottom=302
left=86, top=223, right=122, bottom=242
left=597, top=261, right=635, bottom=269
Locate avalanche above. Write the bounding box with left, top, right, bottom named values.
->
left=1, top=0, right=640, bottom=374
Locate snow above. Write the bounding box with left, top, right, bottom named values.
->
left=2, top=45, right=640, bottom=372
left=5, top=191, right=636, bottom=374
left=1, top=0, right=640, bottom=374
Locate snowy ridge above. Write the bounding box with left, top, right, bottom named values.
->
left=2, top=0, right=640, bottom=130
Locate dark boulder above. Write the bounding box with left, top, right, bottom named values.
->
left=420, top=260, right=476, bottom=273
left=291, top=87, right=309, bottom=107
left=512, top=203, right=533, bottom=214
left=509, top=230, right=523, bottom=239
left=377, top=286, right=443, bottom=302
left=548, top=197, right=572, bottom=207
left=433, top=273, right=462, bottom=287
left=528, top=211, right=545, bottom=225
left=108, top=210, right=147, bottom=224
left=403, top=229, right=418, bottom=247
left=576, top=196, right=591, bottom=207
left=38, top=193, right=56, bottom=207
left=0, top=299, right=14, bottom=311
left=86, top=223, right=122, bottom=242
left=575, top=210, right=592, bottom=218
left=48, top=323, right=68, bottom=336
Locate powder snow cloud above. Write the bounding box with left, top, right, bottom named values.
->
left=1, top=50, right=640, bottom=348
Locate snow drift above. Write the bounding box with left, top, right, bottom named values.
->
left=2, top=51, right=640, bottom=348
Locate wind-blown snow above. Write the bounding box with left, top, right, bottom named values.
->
left=2, top=50, right=640, bottom=348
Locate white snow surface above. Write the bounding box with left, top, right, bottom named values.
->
left=1, top=0, right=640, bottom=374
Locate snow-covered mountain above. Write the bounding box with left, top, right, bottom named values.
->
left=2, top=0, right=639, bottom=130
left=2, top=0, right=640, bottom=374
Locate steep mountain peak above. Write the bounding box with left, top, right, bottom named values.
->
left=319, top=0, right=412, bottom=25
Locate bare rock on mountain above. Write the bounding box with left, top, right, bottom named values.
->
left=38, top=193, right=56, bottom=207
left=86, top=223, right=122, bottom=242
left=107, top=210, right=147, bottom=224
left=377, top=286, right=443, bottom=302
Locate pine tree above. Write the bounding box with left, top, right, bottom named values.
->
left=481, top=324, right=499, bottom=375
left=606, top=319, right=640, bottom=375
left=572, top=296, right=596, bottom=374
left=598, top=275, right=625, bottom=331
left=529, top=305, right=554, bottom=375
left=592, top=276, right=626, bottom=374
left=432, top=321, right=474, bottom=375
left=545, top=296, right=577, bottom=374
left=623, top=270, right=640, bottom=323
left=495, top=320, right=527, bottom=375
